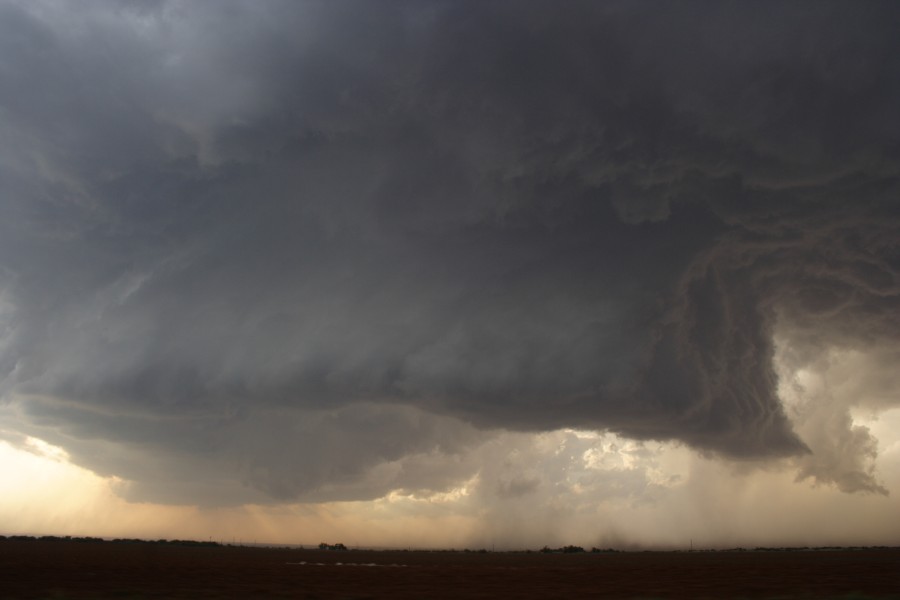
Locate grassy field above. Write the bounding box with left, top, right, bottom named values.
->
left=1, top=539, right=898, bottom=599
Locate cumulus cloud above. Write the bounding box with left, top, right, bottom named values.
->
left=776, top=344, right=893, bottom=496
left=0, top=0, right=898, bottom=504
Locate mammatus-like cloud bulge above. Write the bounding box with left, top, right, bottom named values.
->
left=0, top=1, right=898, bottom=502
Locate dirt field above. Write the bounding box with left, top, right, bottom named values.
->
left=1, top=540, right=898, bottom=599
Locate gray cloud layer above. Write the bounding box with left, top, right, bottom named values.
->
left=1, top=0, right=898, bottom=503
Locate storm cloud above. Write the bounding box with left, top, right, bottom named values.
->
left=1, top=0, right=898, bottom=504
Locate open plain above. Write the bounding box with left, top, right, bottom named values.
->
left=1, top=539, right=898, bottom=599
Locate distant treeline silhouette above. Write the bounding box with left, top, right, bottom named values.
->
left=318, top=542, right=348, bottom=551
left=540, top=545, right=619, bottom=554
left=2, top=535, right=894, bottom=553
left=0, top=535, right=220, bottom=547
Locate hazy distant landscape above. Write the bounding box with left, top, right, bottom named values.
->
left=2, top=536, right=898, bottom=599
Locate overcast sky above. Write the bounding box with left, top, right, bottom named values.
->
left=1, top=0, right=899, bottom=548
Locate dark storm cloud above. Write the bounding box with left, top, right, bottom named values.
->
left=1, top=0, right=898, bottom=501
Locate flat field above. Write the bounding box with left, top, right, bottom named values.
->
left=1, top=540, right=898, bottom=599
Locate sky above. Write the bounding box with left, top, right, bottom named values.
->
left=1, top=0, right=899, bottom=550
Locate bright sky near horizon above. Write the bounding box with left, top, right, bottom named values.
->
left=1, top=0, right=899, bottom=549
left=3, top=413, right=900, bottom=549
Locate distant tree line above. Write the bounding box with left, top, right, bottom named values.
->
left=0, top=535, right=220, bottom=547
left=539, top=545, right=620, bottom=554
left=3, top=535, right=887, bottom=553
left=318, top=542, right=348, bottom=551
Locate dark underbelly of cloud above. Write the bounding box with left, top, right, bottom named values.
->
left=0, top=0, right=898, bottom=503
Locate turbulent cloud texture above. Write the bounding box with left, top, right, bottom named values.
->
left=1, top=0, right=898, bottom=505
